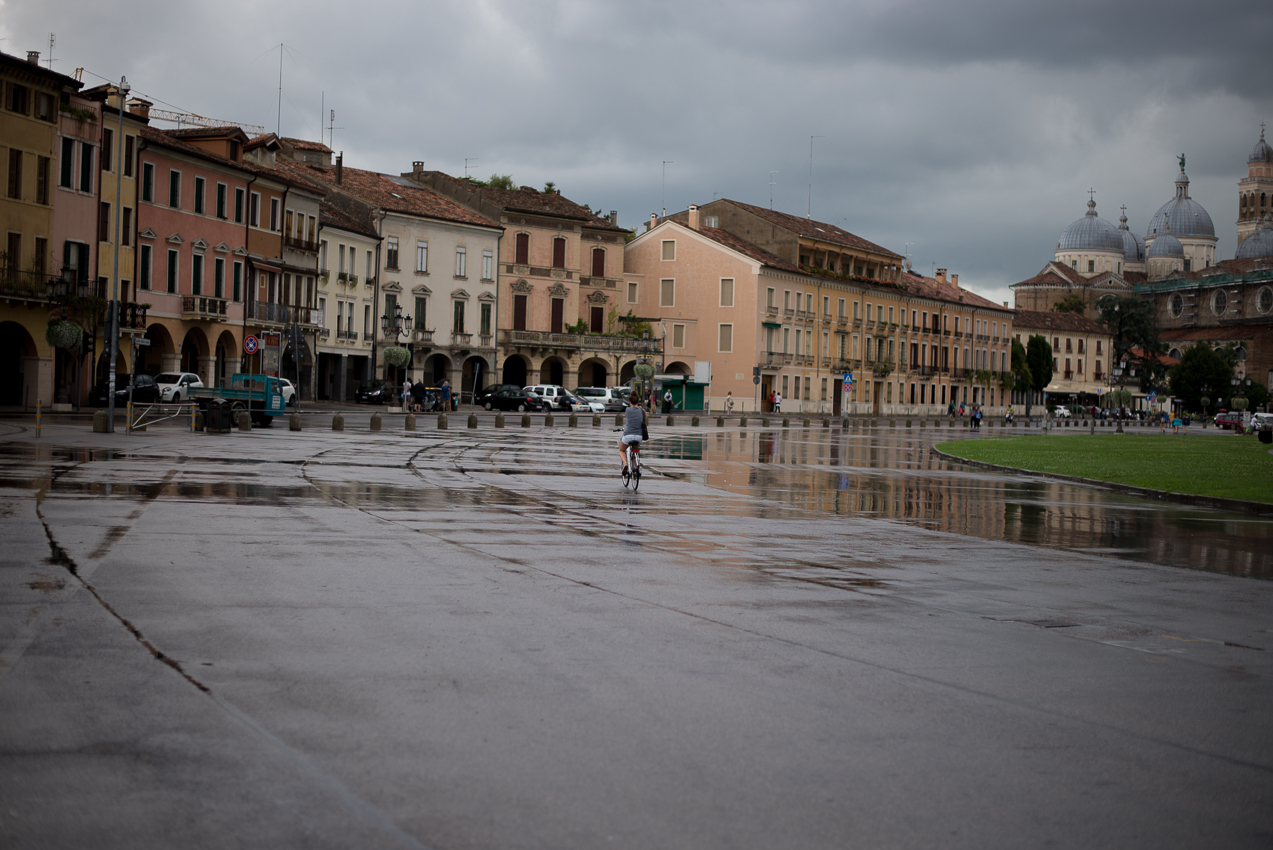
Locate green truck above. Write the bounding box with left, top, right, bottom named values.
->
left=188, top=374, right=287, bottom=426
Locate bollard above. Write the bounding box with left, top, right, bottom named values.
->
left=93, top=409, right=109, bottom=433
left=405, top=413, right=416, bottom=431
left=333, top=414, right=344, bottom=431
left=888, top=419, right=895, bottom=428
left=592, top=415, right=601, bottom=427
left=370, top=412, right=382, bottom=431
left=740, top=415, right=748, bottom=427
left=760, top=417, right=769, bottom=427
left=569, top=414, right=577, bottom=428
left=782, top=417, right=790, bottom=428
left=237, top=411, right=252, bottom=431
left=802, top=418, right=810, bottom=428
left=284, top=412, right=299, bottom=431
left=667, top=415, right=675, bottom=426
left=190, top=403, right=197, bottom=432
left=437, top=413, right=448, bottom=430
left=822, top=418, right=830, bottom=428
left=521, top=413, right=531, bottom=428
left=468, top=414, right=478, bottom=429
left=495, top=413, right=505, bottom=428
left=545, top=412, right=554, bottom=426
left=126, top=402, right=133, bottom=434
left=193, top=411, right=205, bottom=431
left=615, top=413, right=624, bottom=426
left=692, top=416, right=700, bottom=427
left=717, top=416, right=725, bottom=427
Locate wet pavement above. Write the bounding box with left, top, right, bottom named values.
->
left=1, top=416, right=1271, bottom=849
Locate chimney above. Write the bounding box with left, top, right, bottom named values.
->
left=647, top=213, right=657, bottom=232
left=412, top=161, right=424, bottom=178
left=1003, top=301, right=1009, bottom=307
left=335, top=153, right=343, bottom=186
left=687, top=204, right=700, bottom=230
left=609, top=210, right=618, bottom=225
left=27, top=51, right=40, bottom=65
left=951, top=273, right=959, bottom=287
left=127, top=98, right=152, bottom=120
left=935, top=268, right=947, bottom=283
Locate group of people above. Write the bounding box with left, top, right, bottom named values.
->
left=401, top=378, right=452, bottom=413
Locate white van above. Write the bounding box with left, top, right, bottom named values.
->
left=575, top=386, right=627, bottom=412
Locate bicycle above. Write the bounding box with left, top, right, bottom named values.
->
left=622, top=441, right=641, bottom=490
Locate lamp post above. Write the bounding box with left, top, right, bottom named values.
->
left=104, top=76, right=129, bottom=433
left=1111, top=360, right=1125, bottom=433
left=379, top=303, right=411, bottom=383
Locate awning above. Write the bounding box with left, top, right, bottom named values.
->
left=762, top=321, right=781, bottom=329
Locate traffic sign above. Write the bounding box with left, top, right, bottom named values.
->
left=752, top=375, right=760, bottom=385
left=244, top=336, right=259, bottom=354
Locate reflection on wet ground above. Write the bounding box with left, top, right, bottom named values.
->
left=1, top=424, right=1269, bottom=579
left=646, top=429, right=1273, bottom=579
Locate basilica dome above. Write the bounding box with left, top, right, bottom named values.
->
left=1057, top=199, right=1123, bottom=252
left=1147, top=169, right=1215, bottom=239
left=1146, top=231, right=1184, bottom=259
left=1236, top=215, right=1273, bottom=259
left=1118, top=211, right=1145, bottom=262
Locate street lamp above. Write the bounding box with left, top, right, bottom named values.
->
left=379, top=303, right=412, bottom=384
left=1111, top=361, right=1124, bottom=433
left=105, top=76, right=129, bottom=433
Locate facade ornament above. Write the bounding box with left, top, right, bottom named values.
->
left=587, top=290, right=609, bottom=303
left=510, top=279, right=533, bottom=293
left=548, top=282, right=569, bottom=298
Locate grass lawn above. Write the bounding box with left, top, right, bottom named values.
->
left=936, top=434, right=1273, bottom=504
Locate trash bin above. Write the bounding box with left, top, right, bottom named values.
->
left=206, top=398, right=233, bottom=433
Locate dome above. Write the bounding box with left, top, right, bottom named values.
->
left=1057, top=199, right=1124, bottom=252
left=1118, top=210, right=1145, bottom=262
left=1147, top=169, right=1215, bottom=239
left=1250, top=128, right=1272, bottom=164
left=1235, top=215, right=1273, bottom=259
left=1146, top=231, right=1184, bottom=259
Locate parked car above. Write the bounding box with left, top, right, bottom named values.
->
left=88, top=374, right=161, bottom=407
left=475, top=384, right=523, bottom=407
left=278, top=377, right=297, bottom=406
left=1214, top=411, right=1243, bottom=430
left=575, top=386, right=628, bottom=412
left=524, top=384, right=579, bottom=412
left=153, top=372, right=203, bottom=404
left=1051, top=406, right=1071, bottom=418
left=486, top=387, right=546, bottom=412
left=355, top=379, right=392, bottom=404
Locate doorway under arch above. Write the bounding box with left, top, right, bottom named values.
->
left=502, top=355, right=529, bottom=388
left=541, top=356, right=567, bottom=386
left=577, top=358, right=608, bottom=388
left=0, top=321, right=38, bottom=406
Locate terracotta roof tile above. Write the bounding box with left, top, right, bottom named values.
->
left=717, top=199, right=903, bottom=259
left=139, top=127, right=326, bottom=195
left=1012, top=309, right=1106, bottom=334
left=288, top=163, right=500, bottom=230
left=318, top=200, right=379, bottom=239
left=897, top=271, right=1011, bottom=312
left=282, top=137, right=331, bottom=153
left=425, top=172, right=627, bottom=232
left=694, top=226, right=802, bottom=272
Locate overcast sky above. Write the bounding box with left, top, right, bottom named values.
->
left=8, top=0, right=1273, bottom=305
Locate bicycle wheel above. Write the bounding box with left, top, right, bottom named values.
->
left=621, top=451, right=631, bottom=488
left=631, top=457, right=640, bottom=491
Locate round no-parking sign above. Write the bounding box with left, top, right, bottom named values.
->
left=244, top=336, right=259, bottom=354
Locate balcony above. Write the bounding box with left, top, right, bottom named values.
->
left=765, top=305, right=779, bottom=316
left=500, top=329, right=664, bottom=354
left=1064, top=370, right=1074, bottom=379
left=836, top=316, right=847, bottom=326
left=246, top=301, right=323, bottom=326
left=479, top=334, right=493, bottom=349
left=283, top=234, right=320, bottom=253
left=318, top=328, right=331, bottom=340
left=1093, top=371, right=1104, bottom=381
left=363, top=331, right=376, bottom=341
left=182, top=295, right=228, bottom=321
left=451, top=332, right=473, bottom=348
left=336, top=328, right=354, bottom=340
left=119, top=302, right=149, bottom=330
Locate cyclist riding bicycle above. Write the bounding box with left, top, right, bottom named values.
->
left=619, top=390, right=647, bottom=474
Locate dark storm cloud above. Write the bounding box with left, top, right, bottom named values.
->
left=6, top=0, right=1272, bottom=304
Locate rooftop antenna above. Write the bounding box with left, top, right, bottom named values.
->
left=276, top=43, right=283, bottom=136
left=327, top=110, right=343, bottom=151
left=465, top=158, right=479, bottom=180
left=808, top=135, right=824, bottom=218
left=662, top=161, right=674, bottom=218
left=769, top=171, right=778, bottom=209
left=47, top=33, right=55, bottom=69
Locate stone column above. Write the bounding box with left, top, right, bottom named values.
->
left=338, top=353, right=348, bottom=402
left=161, top=353, right=181, bottom=373
left=198, top=356, right=218, bottom=387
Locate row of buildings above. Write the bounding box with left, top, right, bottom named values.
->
left=4, top=46, right=1270, bottom=416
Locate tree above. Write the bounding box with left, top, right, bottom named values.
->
left=1096, top=295, right=1166, bottom=392
left=542, top=181, right=557, bottom=194
left=1025, top=334, right=1053, bottom=415
left=1245, top=382, right=1270, bottom=412
left=487, top=174, right=516, bottom=189
left=1168, top=343, right=1233, bottom=414
left=1052, top=293, right=1086, bottom=313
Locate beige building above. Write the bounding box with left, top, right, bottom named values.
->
left=625, top=205, right=1014, bottom=415
left=1011, top=310, right=1114, bottom=405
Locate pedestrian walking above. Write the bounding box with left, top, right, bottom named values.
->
left=773, top=392, right=782, bottom=414
left=402, top=378, right=412, bottom=410
left=441, top=378, right=452, bottom=411
left=725, top=392, right=734, bottom=414
left=663, top=388, right=673, bottom=414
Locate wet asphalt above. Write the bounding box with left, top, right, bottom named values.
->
left=1, top=414, right=1271, bottom=849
